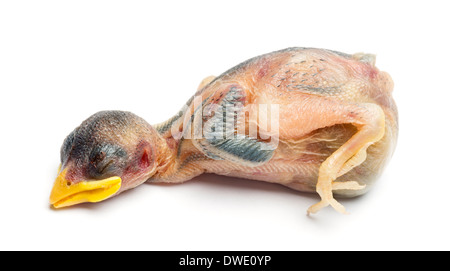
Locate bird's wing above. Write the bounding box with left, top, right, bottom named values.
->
left=190, top=84, right=275, bottom=166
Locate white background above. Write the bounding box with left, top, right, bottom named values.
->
left=1, top=1, right=449, bottom=251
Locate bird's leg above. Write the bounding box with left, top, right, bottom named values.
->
left=307, top=103, right=385, bottom=214
left=331, top=145, right=369, bottom=191
left=274, top=94, right=386, bottom=214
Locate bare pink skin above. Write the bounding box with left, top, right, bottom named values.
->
left=150, top=47, right=398, bottom=214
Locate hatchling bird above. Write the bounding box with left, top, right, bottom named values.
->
left=50, top=47, right=398, bottom=214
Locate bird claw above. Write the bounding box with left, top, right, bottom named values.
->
left=307, top=181, right=365, bottom=215
left=307, top=198, right=347, bottom=215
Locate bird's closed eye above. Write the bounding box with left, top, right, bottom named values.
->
left=89, top=151, right=112, bottom=174
left=88, top=144, right=127, bottom=179
left=97, top=159, right=114, bottom=174
left=91, top=151, right=106, bottom=166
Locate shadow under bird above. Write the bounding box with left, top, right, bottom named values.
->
left=50, top=47, right=398, bottom=214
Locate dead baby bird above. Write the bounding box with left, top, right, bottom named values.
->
left=50, top=47, right=398, bottom=214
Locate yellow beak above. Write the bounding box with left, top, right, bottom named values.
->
left=50, top=167, right=122, bottom=208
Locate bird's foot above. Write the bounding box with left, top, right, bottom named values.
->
left=307, top=196, right=347, bottom=215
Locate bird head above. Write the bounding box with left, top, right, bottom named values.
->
left=50, top=111, right=163, bottom=208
